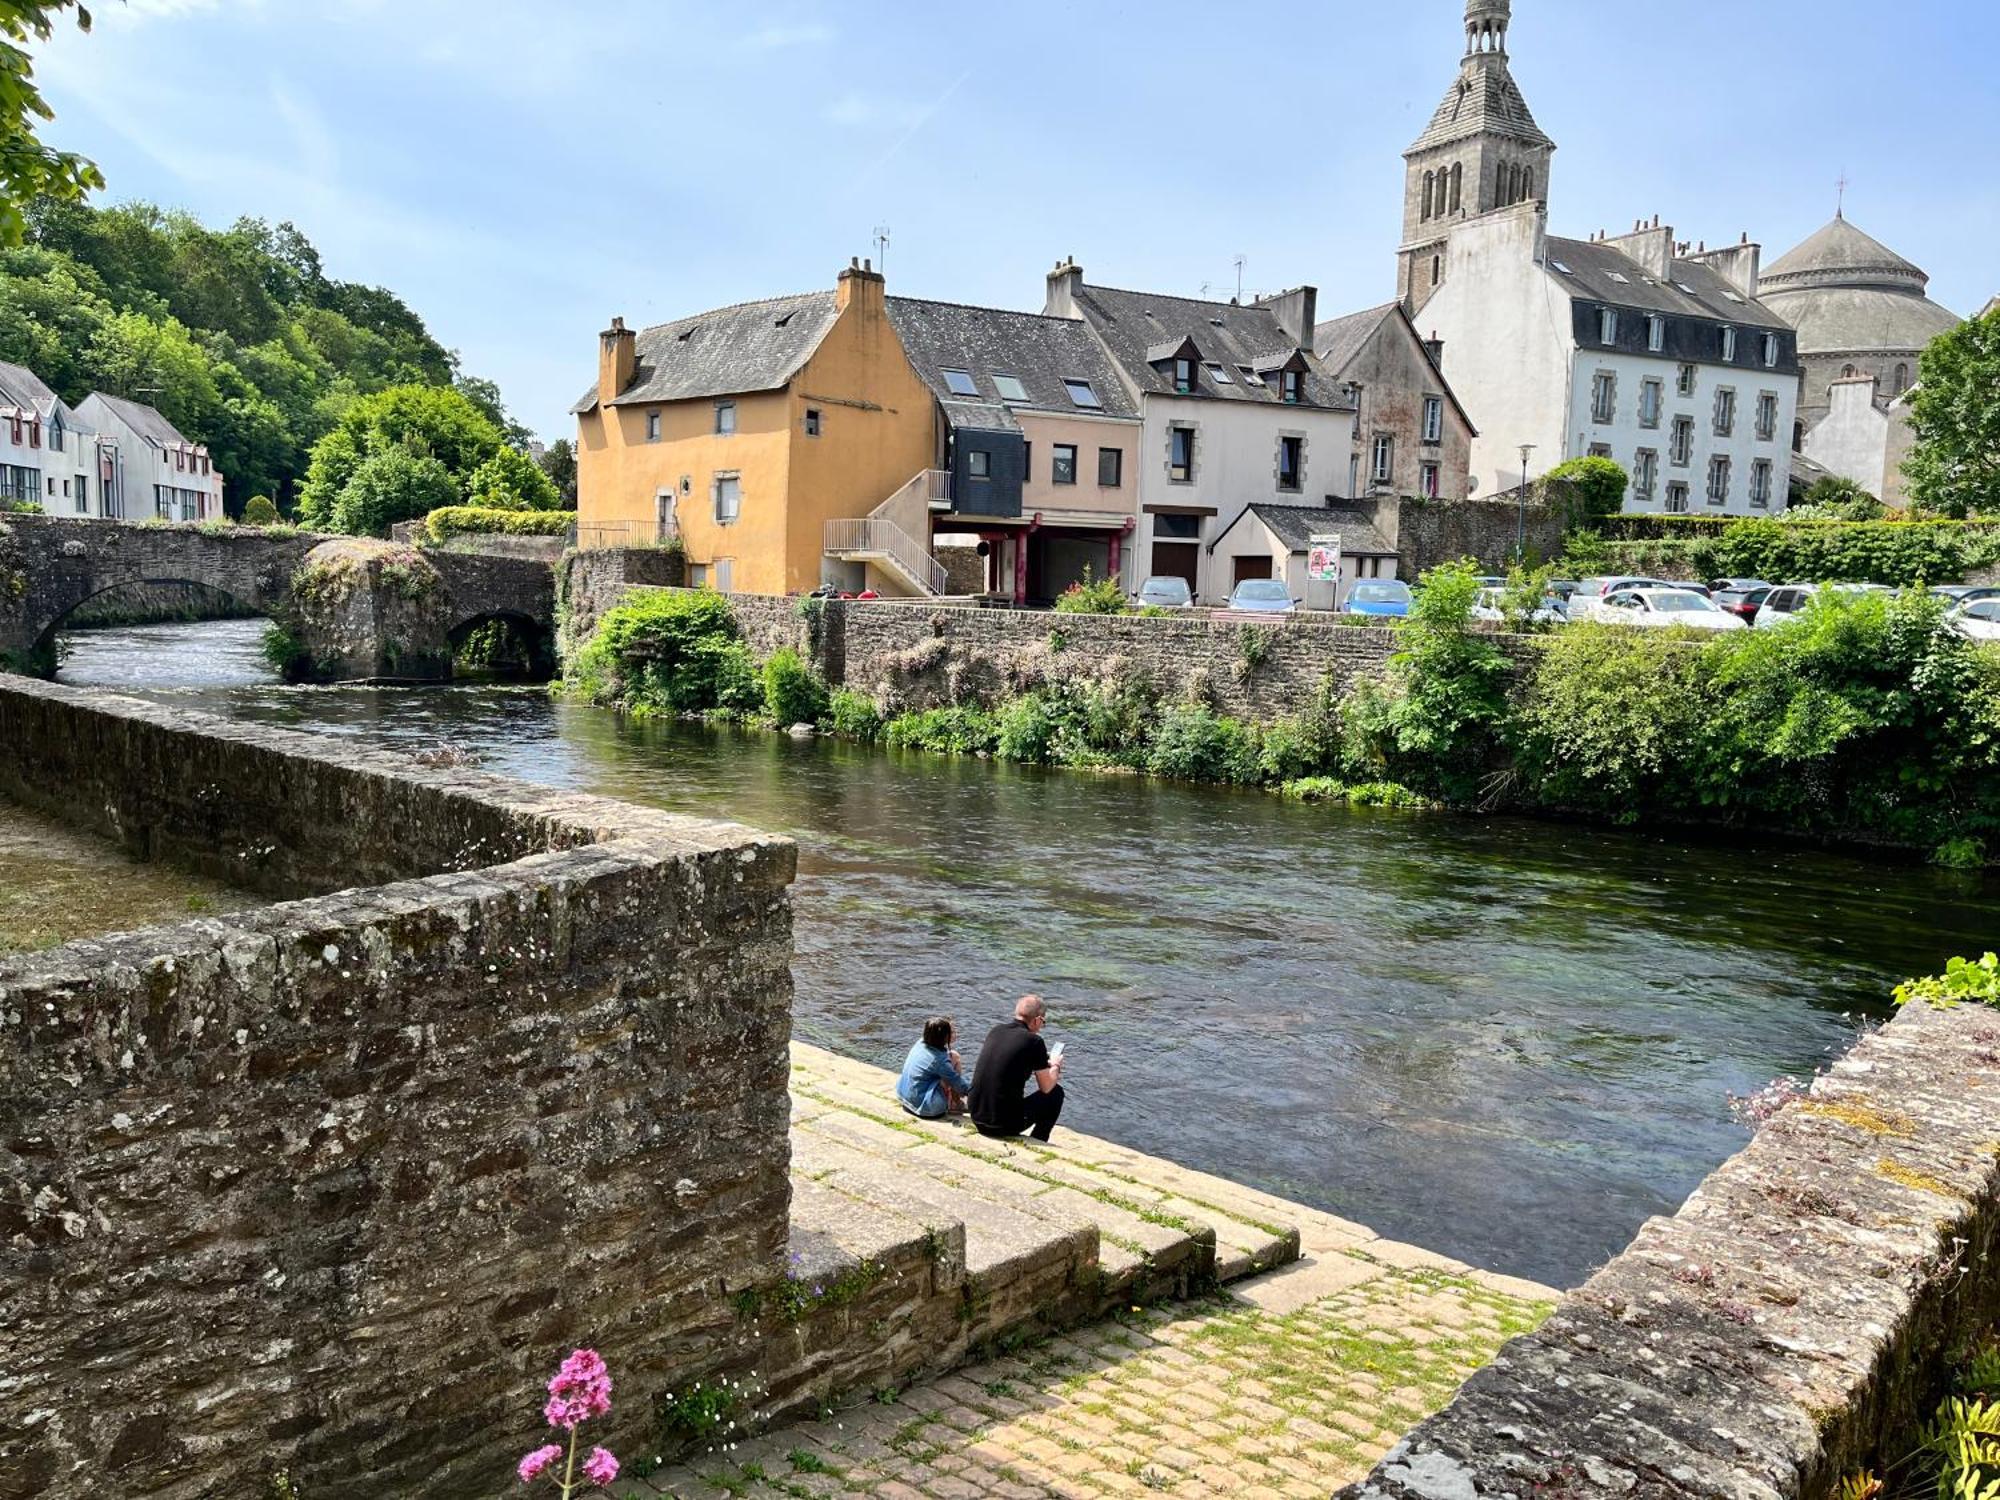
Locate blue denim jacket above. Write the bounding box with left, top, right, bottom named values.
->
left=896, top=1041, right=970, bottom=1118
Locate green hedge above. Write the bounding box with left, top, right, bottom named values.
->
left=421, top=506, right=576, bottom=544
left=1575, top=518, right=2000, bottom=585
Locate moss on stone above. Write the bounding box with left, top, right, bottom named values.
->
left=1873, top=1157, right=1965, bottom=1199
left=1798, top=1098, right=1916, bottom=1137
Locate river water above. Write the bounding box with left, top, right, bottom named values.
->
left=53, top=619, right=2000, bottom=1288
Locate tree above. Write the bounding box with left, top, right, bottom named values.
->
left=1905, top=308, right=2000, bottom=518
left=538, top=437, right=578, bottom=505
left=329, top=446, right=458, bottom=537
left=1541, top=456, right=1629, bottom=527
left=0, top=3, right=102, bottom=245
left=454, top=373, right=532, bottom=449
left=1793, top=475, right=1885, bottom=521
left=296, top=383, right=507, bottom=532
left=466, top=445, right=560, bottom=510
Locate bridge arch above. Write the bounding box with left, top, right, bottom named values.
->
left=445, top=607, right=556, bottom=680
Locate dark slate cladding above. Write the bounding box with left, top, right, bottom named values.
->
left=1071, top=284, right=1357, bottom=409
left=885, top=297, right=1139, bottom=420
left=950, top=427, right=1026, bottom=518
left=1566, top=303, right=1800, bottom=374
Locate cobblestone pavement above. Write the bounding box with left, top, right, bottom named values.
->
left=618, top=1252, right=1552, bottom=1499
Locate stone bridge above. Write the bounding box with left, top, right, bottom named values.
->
left=0, top=514, right=555, bottom=680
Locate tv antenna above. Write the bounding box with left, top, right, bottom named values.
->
left=872, top=225, right=891, bottom=277
left=1233, top=254, right=1246, bottom=302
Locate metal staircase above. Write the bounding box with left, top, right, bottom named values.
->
left=824, top=469, right=951, bottom=595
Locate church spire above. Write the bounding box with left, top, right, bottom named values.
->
left=1465, top=0, right=1511, bottom=56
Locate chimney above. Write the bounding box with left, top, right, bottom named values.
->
left=1422, top=331, right=1445, bottom=367
left=1604, top=221, right=1674, bottom=279
left=1044, top=256, right=1085, bottom=319
left=1255, top=286, right=1319, bottom=353
left=836, top=255, right=885, bottom=315
left=1684, top=238, right=1763, bottom=298
left=598, top=316, right=635, bottom=407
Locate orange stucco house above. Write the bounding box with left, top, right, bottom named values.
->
left=572, top=259, right=938, bottom=597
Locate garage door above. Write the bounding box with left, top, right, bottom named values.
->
left=1232, top=555, right=1273, bottom=586
left=1150, top=540, right=1198, bottom=587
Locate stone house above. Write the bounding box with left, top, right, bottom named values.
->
left=1312, top=302, right=1475, bottom=502
left=1043, top=261, right=1361, bottom=605
left=73, top=392, right=224, bottom=522
left=883, top=296, right=1143, bottom=604
left=572, top=260, right=936, bottom=597
left=1204, top=501, right=1400, bottom=609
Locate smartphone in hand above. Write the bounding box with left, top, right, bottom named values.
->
left=1050, top=1042, right=1065, bottom=1064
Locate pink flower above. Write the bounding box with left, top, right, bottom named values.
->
left=518, top=1444, right=563, bottom=1483
left=543, top=1348, right=613, bottom=1429
left=582, top=1447, right=620, bottom=1487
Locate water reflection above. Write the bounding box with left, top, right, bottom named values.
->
left=54, top=619, right=1999, bottom=1287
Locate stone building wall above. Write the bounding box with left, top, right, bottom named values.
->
left=1341, top=995, right=2000, bottom=1499
left=0, top=677, right=796, bottom=1500
left=1396, top=492, right=1569, bottom=575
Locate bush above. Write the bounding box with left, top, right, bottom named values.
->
left=763, top=648, right=828, bottom=726
left=1790, top=475, right=1886, bottom=521
left=1053, top=569, right=1129, bottom=615
left=884, top=705, right=1000, bottom=756
left=242, top=494, right=279, bottom=526
left=1543, top=456, right=1629, bottom=527
left=466, top=446, right=562, bottom=511
left=1145, top=703, right=1259, bottom=784
left=826, top=688, right=883, bottom=741
left=328, top=446, right=460, bottom=537
left=421, top=505, right=576, bottom=544
left=996, top=693, right=1061, bottom=764
left=570, top=588, right=754, bottom=716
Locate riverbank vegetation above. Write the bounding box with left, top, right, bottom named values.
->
left=569, top=568, right=2000, bottom=861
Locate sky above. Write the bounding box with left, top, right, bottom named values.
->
left=31, top=0, right=2000, bottom=442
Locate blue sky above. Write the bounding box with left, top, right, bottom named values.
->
left=33, top=0, right=2000, bottom=441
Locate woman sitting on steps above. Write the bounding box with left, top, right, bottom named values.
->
left=896, top=1015, right=971, bottom=1119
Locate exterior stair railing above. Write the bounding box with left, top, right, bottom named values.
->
left=824, top=469, right=952, bottom=595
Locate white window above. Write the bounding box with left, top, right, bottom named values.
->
left=1371, top=434, right=1393, bottom=483
left=1750, top=459, right=1773, bottom=508
left=1670, top=416, right=1694, bottom=467
left=688, top=563, right=708, bottom=588
left=1204, top=362, right=1233, bottom=385
left=715, top=401, right=736, bottom=435
left=1647, top=315, right=1665, bottom=353
left=942, top=368, right=978, bottom=396
left=1639, top=379, right=1663, bottom=429
left=1756, top=392, right=1778, bottom=442
left=1599, top=308, right=1619, bottom=345
left=1713, top=387, right=1736, bottom=438
left=714, top=473, right=741, bottom=522
left=1063, top=378, right=1101, bottom=409
left=1677, top=363, right=1697, bottom=397
left=1665, top=481, right=1690, bottom=514
left=1422, top=395, right=1444, bottom=443
left=1706, top=455, right=1731, bottom=506
left=1420, top=462, right=1440, bottom=498
left=713, top=558, right=734, bottom=593
left=1633, top=448, right=1658, bottom=504
left=1591, top=370, right=1616, bottom=425
left=645, top=410, right=661, bottom=442
left=1761, top=333, right=1779, bottom=368
left=1720, top=326, right=1737, bottom=362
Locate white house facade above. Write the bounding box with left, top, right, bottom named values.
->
left=75, top=392, right=225, bottom=522
left=0, top=360, right=101, bottom=516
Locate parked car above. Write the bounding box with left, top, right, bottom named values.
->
left=1598, top=588, right=1747, bottom=631
left=1225, top=578, right=1298, bottom=615
left=1949, top=597, right=2000, bottom=641
left=1707, top=577, right=1771, bottom=595
left=1932, top=585, right=2000, bottom=608
left=1752, top=582, right=1890, bottom=629
left=1135, top=576, right=1194, bottom=610
left=1344, top=580, right=1413, bottom=618
left=1571, top=576, right=1703, bottom=617
left=1547, top=580, right=1582, bottom=606
left=1472, top=587, right=1566, bottom=626
left=1712, top=585, right=1772, bottom=625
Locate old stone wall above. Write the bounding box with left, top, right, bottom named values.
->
left=0, top=678, right=797, bottom=1500
left=556, top=545, right=687, bottom=664
left=1398, top=493, right=1569, bottom=574
left=1341, top=996, right=2000, bottom=1500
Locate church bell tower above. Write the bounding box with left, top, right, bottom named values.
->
left=1398, top=0, right=1556, bottom=315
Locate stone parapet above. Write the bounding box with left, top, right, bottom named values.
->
left=1339, top=996, right=2000, bottom=1499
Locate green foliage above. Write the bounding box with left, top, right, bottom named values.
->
left=0, top=4, right=103, bottom=246
left=327, top=446, right=457, bottom=538
left=570, top=588, right=757, bottom=718
left=825, top=688, right=883, bottom=742
left=1543, top=456, right=1630, bottom=528
left=1907, top=307, right=2000, bottom=519
left=883, top=705, right=1000, bottom=756
left=1894, top=953, right=2000, bottom=1010
left=1278, top=778, right=1432, bottom=807
left=241, top=494, right=278, bottom=526
left=1499, top=562, right=1561, bottom=631
left=1145, top=703, right=1259, bottom=784
left=763, top=647, right=828, bottom=726
left=1791, top=475, right=1887, bottom=521
left=657, top=1379, right=742, bottom=1448
left=1053, top=568, right=1129, bottom=615
left=1917, top=1397, right=2000, bottom=1499
left=996, top=692, right=1062, bottom=764
left=1584, top=517, right=2000, bottom=588
left=258, top=622, right=317, bottom=682
left=465, top=444, right=561, bottom=511
left=420, top=505, right=574, bottom=543
left=1236, top=624, right=1272, bottom=675
left=297, top=383, right=506, bottom=531
left=538, top=436, right=578, bottom=505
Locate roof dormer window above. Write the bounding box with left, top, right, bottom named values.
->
left=1761, top=333, right=1779, bottom=368
left=1647, top=315, right=1665, bottom=353
left=1172, top=357, right=1195, bottom=394
left=1599, top=308, right=1619, bottom=346
left=1279, top=370, right=1303, bottom=404
left=1720, top=326, right=1737, bottom=362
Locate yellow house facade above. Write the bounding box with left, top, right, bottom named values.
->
left=573, top=260, right=936, bottom=596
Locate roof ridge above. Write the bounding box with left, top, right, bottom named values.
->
left=887, top=294, right=1092, bottom=326
left=634, top=289, right=828, bottom=338
left=1079, top=281, right=1284, bottom=317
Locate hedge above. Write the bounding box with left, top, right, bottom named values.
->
left=1577, top=518, right=2000, bottom=585
left=420, top=506, right=576, bottom=544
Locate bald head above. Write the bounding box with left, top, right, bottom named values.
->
left=1014, top=994, right=1046, bottom=1026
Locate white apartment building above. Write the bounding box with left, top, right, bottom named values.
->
left=75, top=392, right=225, bottom=521
left=0, top=360, right=100, bottom=516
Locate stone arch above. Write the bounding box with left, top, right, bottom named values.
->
left=445, top=608, right=556, bottom=680
left=1449, top=163, right=1462, bottom=213
left=1893, top=362, right=1910, bottom=395
left=1422, top=170, right=1435, bottom=220
left=34, top=577, right=282, bottom=663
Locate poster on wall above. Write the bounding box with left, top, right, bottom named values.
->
left=1307, top=535, right=1343, bottom=584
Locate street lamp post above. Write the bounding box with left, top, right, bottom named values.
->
left=1515, top=443, right=1537, bottom=561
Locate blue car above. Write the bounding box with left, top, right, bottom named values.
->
left=1345, top=580, right=1413, bottom=617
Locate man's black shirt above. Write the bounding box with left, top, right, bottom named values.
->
left=967, top=1019, right=1049, bottom=1134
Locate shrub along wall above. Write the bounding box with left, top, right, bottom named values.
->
left=1575, top=517, right=2000, bottom=585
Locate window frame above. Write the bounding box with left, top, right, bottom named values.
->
left=714, top=401, right=737, bottom=436
left=713, top=471, right=742, bottom=523
left=1639, top=378, right=1663, bottom=430
left=1420, top=462, right=1440, bottom=499
left=1051, top=443, right=1078, bottom=486
left=804, top=408, right=822, bottom=438
left=1670, top=415, right=1694, bottom=467
left=966, top=449, right=991, bottom=480
left=941, top=367, right=979, bottom=397
left=1422, top=395, right=1444, bottom=444
left=1097, top=446, right=1122, bottom=488
left=1676, top=363, right=1697, bottom=397
left=1370, top=433, right=1394, bottom=484
left=991, top=373, right=1028, bottom=402
left=1172, top=358, right=1195, bottom=394
left=1277, top=435, right=1303, bottom=492
left=1713, top=386, right=1736, bottom=438
left=1599, top=307, right=1619, bottom=346
left=1168, top=426, right=1195, bottom=483
left=1647, top=315, right=1665, bottom=353
left=1590, top=369, right=1617, bottom=425
left=1279, top=370, right=1303, bottom=405
left=645, top=410, right=661, bottom=442
left=1706, top=454, right=1731, bottom=506
left=1063, top=378, right=1101, bottom=409
left=1755, top=391, right=1778, bottom=443
left=1720, top=326, right=1737, bottom=362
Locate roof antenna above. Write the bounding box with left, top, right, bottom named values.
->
left=872, top=224, right=891, bottom=278
left=1233, top=253, right=1246, bottom=303
left=1835, top=172, right=1848, bottom=219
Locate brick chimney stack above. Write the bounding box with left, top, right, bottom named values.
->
left=1044, top=257, right=1085, bottom=318
left=836, top=256, right=885, bottom=315
left=598, top=316, right=635, bottom=408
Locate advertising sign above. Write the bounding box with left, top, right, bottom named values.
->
left=1306, top=534, right=1343, bottom=584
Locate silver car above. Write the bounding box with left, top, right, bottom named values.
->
left=1224, top=578, right=1298, bottom=615
left=1135, top=576, right=1194, bottom=610
left=1599, top=588, right=1747, bottom=631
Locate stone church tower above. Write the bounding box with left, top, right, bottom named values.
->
left=1398, top=0, right=1556, bottom=316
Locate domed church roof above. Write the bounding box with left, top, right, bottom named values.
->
left=1760, top=214, right=1959, bottom=356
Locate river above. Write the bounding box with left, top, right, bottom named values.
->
left=52, top=618, right=2000, bottom=1288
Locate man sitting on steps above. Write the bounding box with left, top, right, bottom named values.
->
left=967, top=994, right=1065, bottom=1143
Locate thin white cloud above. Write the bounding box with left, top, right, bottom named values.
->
left=824, top=92, right=927, bottom=130
left=744, top=21, right=834, bottom=50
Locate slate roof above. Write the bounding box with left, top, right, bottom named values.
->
left=84, top=392, right=193, bottom=448
left=1068, top=283, right=1355, bottom=409
left=1209, top=503, right=1398, bottom=558
left=1761, top=285, right=1960, bottom=357
left=0, top=360, right=64, bottom=419
left=1312, top=301, right=1477, bottom=434
left=885, top=297, right=1139, bottom=426
left=1762, top=216, right=1927, bottom=291
left=570, top=291, right=840, bottom=414
left=1542, top=236, right=1790, bottom=330
left=1407, top=57, right=1553, bottom=154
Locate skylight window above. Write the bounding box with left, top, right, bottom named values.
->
left=1674, top=282, right=1699, bottom=296
left=1722, top=291, right=1744, bottom=303
left=942, top=368, right=979, bottom=396
left=1606, top=271, right=1630, bottom=284
left=992, top=374, right=1028, bottom=402
left=1237, top=365, right=1260, bottom=384
left=1205, top=363, right=1233, bottom=384
left=1551, top=261, right=1574, bottom=275
left=1063, top=378, right=1101, bottom=409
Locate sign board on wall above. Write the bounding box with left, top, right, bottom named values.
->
left=1306, top=535, right=1343, bottom=584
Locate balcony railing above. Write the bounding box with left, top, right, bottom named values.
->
left=824, top=515, right=948, bottom=595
